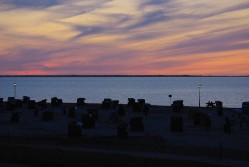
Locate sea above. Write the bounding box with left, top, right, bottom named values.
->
left=0, top=76, right=248, bottom=108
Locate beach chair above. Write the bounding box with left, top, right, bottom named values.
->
left=10, top=112, right=20, bottom=122
left=68, top=122, right=82, bottom=137
left=242, top=102, right=249, bottom=115
left=170, top=116, right=183, bottom=132
left=28, top=100, right=36, bottom=109
left=137, top=99, right=145, bottom=105
left=81, top=114, right=95, bottom=129
left=117, top=123, right=128, bottom=139
left=215, top=101, right=223, bottom=116
left=128, top=98, right=135, bottom=106
left=132, top=102, right=143, bottom=112
left=77, top=98, right=86, bottom=106
left=42, top=111, right=54, bottom=121
left=22, top=96, right=30, bottom=104
left=68, top=106, right=76, bottom=118
left=102, top=98, right=112, bottom=109
left=130, top=117, right=144, bottom=132
left=117, top=105, right=126, bottom=116
left=87, top=108, right=98, bottom=120
left=38, top=99, right=47, bottom=109
left=172, top=100, right=184, bottom=112
left=112, top=100, right=119, bottom=108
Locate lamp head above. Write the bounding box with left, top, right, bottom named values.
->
left=198, top=84, right=202, bottom=88
left=13, top=83, right=16, bottom=86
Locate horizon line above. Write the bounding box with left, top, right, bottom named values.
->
left=0, top=75, right=248, bottom=77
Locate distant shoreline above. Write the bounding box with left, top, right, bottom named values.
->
left=0, top=75, right=248, bottom=77
left=0, top=102, right=241, bottom=110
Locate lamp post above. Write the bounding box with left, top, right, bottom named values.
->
left=198, top=84, right=202, bottom=108
left=13, top=83, right=16, bottom=98
left=168, top=95, right=172, bottom=105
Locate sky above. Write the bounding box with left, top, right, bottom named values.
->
left=0, top=0, right=249, bottom=75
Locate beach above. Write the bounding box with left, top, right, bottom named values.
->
left=0, top=100, right=249, bottom=167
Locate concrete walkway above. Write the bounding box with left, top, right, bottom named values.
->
left=3, top=143, right=249, bottom=167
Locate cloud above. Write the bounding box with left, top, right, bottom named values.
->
left=71, top=25, right=104, bottom=40
left=127, top=10, right=169, bottom=29
left=143, top=0, right=168, bottom=6
left=0, top=0, right=249, bottom=75
left=0, top=0, right=63, bottom=8
left=162, top=28, right=249, bottom=57
left=202, top=1, right=249, bottom=19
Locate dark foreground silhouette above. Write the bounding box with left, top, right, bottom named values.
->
left=0, top=144, right=232, bottom=167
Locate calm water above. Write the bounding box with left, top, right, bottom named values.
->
left=0, top=77, right=248, bottom=108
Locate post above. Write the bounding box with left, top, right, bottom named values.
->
left=198, top=84, right=202, bottom=108
left=169, top=95, right=172, bottom=105
left=13, top=83, right=17, bottom=98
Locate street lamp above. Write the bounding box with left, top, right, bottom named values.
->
left=198, top=84, right=202, bottom=108
left=13, top=83, right=16, bottom=98
left=168, top=94, right=172, bottom=105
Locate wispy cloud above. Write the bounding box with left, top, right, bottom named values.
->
left=1, top=0, right=63, bottom=8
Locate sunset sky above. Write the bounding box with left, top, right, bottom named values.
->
left=0, top=0, right=249, bottom=75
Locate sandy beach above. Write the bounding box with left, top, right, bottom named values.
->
left=0, top=100, right=249, bottom=166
